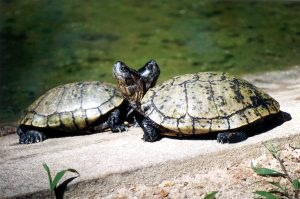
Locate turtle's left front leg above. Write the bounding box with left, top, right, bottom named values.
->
left=217, top=132, right=248, bottom=144
left=107, top=109, right=128, bottom=133
left=125, top=108, right=140, bottom=127
left=139, top=117, right=160, bottom=142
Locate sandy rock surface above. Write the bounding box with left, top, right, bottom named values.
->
left=0, top=66, right=300, bottom=199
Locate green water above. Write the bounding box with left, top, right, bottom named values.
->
left=0, top=1, right=300, bottom=123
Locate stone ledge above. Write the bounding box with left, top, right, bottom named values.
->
left=1, top=67, right=300, bottom=198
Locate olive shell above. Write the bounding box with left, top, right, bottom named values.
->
left=19, top=81, right=123, bottom=131
left=141, top=72, right=280, bottom=135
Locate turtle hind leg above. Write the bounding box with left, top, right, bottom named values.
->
left=107, top=109, right=128, bottom=133
left=17, top=126, right=46, bottom=144
left=278, top=111, right=292, bottom=123
left=217, top=132, right=247, bottom=144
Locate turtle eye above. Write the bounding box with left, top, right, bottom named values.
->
left=119, top=65, right=128, bottom=73
left=146, top=64, right=153, bottom=70
left=115, top=61, right=127, bottom=72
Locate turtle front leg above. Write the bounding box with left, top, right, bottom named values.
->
left=140, top=117, right=160, bottom=142
left=217, top=132, right=248, bottom=144
left=17, top=126, right=46, bottom=144
left=125, top=108, right=140, bottom=127
left=107, top=109, right=128, bottom=133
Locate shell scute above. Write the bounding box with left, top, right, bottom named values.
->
left=60, top=112, right=77, bottom=130
left=211, top=117, right=229, bottom=131
left=47, top=114, right=61, bottom=128
left=31, top=114, right=47, bottom=128
left=85, top=108, right=101, bottom=125
left=73, top=109, right=86, bottom=130
left=177, top=116, right=194, bottom=134
left=193, top=118, right=211, bottom=134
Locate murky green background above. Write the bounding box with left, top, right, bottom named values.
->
left=0, top=1, right=300, bottom=123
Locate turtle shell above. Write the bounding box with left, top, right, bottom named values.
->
left=19, top=81, right=123, bottom=131
left=141, top=72, right=280, bottom=135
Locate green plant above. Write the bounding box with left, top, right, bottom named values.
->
left=43, top=163, right=80, bottom=199
left=251, top=141, right=299, bottom=199
left=203, top=191, right=218, bottom=199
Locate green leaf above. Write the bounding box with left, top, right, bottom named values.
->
left=203, top=191, right=218, bottom=199
left=43, top=163, right=53, bottom=191
left=267, top=181, right=286, bottom=192
left=254, top=191, right=280, bottom=199
left=264, top=142, right=278, bottom=158
left=65, top=168, right=80, bottom=176
left=50, top=168, right=80, bottom=190
left=251, top=162, right=286, bottom=177
left=293, top=179, right=299, bottom=191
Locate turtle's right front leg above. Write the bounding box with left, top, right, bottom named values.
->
left=17, top=126, right=46, bottom=144
left=140, top=117, right=160, bottom=142
left=107, top=109, right=128, bottom=133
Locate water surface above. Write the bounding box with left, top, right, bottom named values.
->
left=0, top=1, right=299, bottom=123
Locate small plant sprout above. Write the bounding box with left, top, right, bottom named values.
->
left=43, top=163, right=79, bottom=199
left=251, top=141, right=300, bottom=199
left=203, top=191, right=218, bottom=199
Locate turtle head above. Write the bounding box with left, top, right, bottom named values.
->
left=137, top=59, right=160, bottom=91
left=113, top=61, right=145, bottom=109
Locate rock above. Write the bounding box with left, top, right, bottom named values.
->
left=1, top=66, right=300, bottom=199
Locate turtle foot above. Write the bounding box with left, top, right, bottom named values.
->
left=140, top=117, right=160, bottom=142
left=217, top=132, right=248, bottom=144
left=111, top=124, right=128, bottom=133
left=142, top=133, right=159, bottom=142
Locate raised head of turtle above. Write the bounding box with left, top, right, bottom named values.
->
left=113, top=59, right=160, bottom=110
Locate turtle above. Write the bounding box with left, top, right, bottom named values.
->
left=113, top=61, right=291, bottom=143
left=17, top=60, right=160, bottom=144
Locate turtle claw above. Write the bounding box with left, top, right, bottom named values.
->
left=111, top=124, right=128, bottom=133
left=118, top=126, right=129, bottom=133
left=131, top=121, right=140, bottom=128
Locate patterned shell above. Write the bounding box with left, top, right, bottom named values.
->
left=19, top=81, right=124, bottom=131
left=141, top=72, right=280, bottom=135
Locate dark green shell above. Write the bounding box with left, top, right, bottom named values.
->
left=141, top=72, right=280, bottom=135
left=19, top=81, right=123, bottom=131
